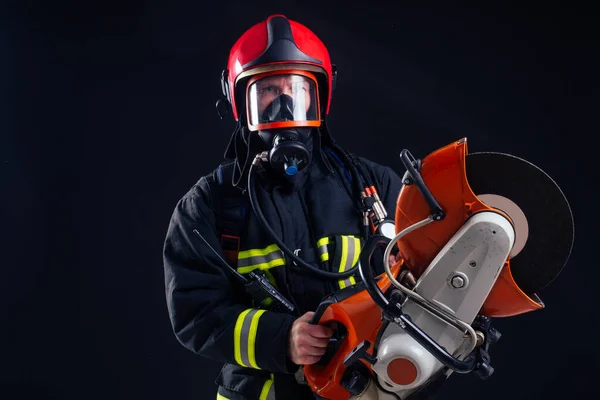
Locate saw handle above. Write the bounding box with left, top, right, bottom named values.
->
left=309, top=283, right=371, bottom=325
left=307, top=297, right=347, bottom=369
left=398, top=314, right=477, bottom=374
left=400, top=149, right=445, bottom=221
left=309, top=296, right=337, bottom=325
left=358, top=235, right=393, bottom=313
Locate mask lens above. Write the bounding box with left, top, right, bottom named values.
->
left=247, top=73, right=318, bottom=128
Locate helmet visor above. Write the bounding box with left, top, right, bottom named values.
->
left=246, top=72, right=320, bottom=131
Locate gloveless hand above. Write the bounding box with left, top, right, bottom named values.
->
left=288, top=311, right=334, bottom=366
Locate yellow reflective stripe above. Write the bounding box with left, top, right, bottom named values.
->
left=239, top=244, right=280, bottom=259
left=349, top=236, right=360, bottom=286
left=317, top=237, right=330, bottom=247
left=338, top=236, right=359, bottom=289
left=338, top=236, right=350, bottom=289
left=317, top=237, right=330, bottom=262
left=259, top=373, right=275, bottom=400
left=237, top=258, right=286, bottom=274
left=233, top=308, right=267, bottom=369
left=247, top=310, right=265, bottom=369
left=233, top=309, right=252, bottom=367
left=237, top=244, right=285, bottom=274
left=264, top=269, right=277, bottom=287
left=339, top=236, right=349, bottom=273
left=216, top=394, right=229, bottom=400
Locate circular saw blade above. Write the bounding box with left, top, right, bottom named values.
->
left=465, top=152, right=574, bottom=295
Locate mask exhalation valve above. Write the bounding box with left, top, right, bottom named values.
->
left=268, top=130, right=310, bottom=177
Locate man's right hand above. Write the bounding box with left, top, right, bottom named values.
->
left=288, top=311, right=334, bottom=366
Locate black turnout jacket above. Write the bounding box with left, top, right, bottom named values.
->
left=163, top=130, right=404, bottom=400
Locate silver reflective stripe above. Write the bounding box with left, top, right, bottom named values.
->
left=234, top=309, right=266, bottom=369
left=238, top=309, right=256, bottom=367
left=237, top=250, right=282, bottom=268
left=237, top=244, right=286, bottom=274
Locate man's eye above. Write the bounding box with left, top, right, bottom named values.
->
left=259, top=86, right=278, bottom=95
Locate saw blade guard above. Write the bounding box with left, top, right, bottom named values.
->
left=393, top=137, right=571, bottom=317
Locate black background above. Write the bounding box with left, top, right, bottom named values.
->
left=2, top=1, right=594, bottom=399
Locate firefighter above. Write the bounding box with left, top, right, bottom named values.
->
left=163, top=14, right=404, bottom=400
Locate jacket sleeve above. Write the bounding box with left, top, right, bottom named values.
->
left=162, top=177, right=298, bottom=374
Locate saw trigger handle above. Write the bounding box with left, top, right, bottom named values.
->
left=343, top=340, right=377, bottom=367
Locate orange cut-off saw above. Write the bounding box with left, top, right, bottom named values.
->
left=304, top=137, right=574, bottom=400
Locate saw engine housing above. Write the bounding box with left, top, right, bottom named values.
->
left=373, top=211, right=514, bottom=394
left=303, top=137, right=573, bottom=400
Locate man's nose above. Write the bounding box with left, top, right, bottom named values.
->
left=281, top=85, right=294, bottom=96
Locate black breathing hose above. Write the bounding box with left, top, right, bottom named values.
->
left=324, top=151, right=364, bottom=214
left=354, top=156, right=374, bottom=189
left=328, top=144, right=374, bottom=239
left=247, top=155, right=359, bottom=280
left=332, top=144, right=367, bottom=192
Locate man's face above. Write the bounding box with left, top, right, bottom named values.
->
left=246, top=73, right=319, bottom=129
left=254, top=74, right=312, bottom=116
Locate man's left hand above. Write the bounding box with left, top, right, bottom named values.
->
left=388, top=253, right=401, bottom=267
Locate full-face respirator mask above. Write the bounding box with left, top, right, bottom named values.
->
left=245, top=71, right=321, bottom=179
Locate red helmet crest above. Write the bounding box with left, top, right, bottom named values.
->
left=220, top=14, right=336, bottom=122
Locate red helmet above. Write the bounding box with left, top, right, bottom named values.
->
left=220, top=14, right=337, bottom=130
